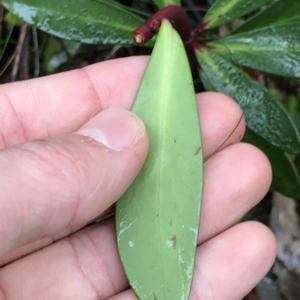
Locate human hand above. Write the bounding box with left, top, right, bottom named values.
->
left=0, top=57, right=275, bottom=300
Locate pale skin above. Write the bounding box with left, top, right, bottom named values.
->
left=0, top=56, right=276, bottom=300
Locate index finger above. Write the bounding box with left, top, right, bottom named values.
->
left=0, top=56, right=149, bottom=149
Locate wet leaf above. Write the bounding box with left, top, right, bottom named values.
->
left=243, top=129, right=300, bottom=198
left=151, top=0, right=180, bottom=9
left=204, top=0, right=274, bottom=29
left=196, top=48, right=300, bottom=153
left=231, top=0, right=300, bottom=34
left=199, top=70, right=215, bottom=91
left=210, top=0, right=300, bottom=78
left=3, top=0, right=144, bottom=45
left=116, top=20, right=203, bottom=300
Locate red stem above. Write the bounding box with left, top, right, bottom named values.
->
left=191, top=21, right=209, bottom=39
left=132, top=5, right=191, bottom=46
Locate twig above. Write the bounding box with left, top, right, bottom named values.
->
left=105, top=45, right=122, bottom=60
left=19, top=27, right=29, bottom=80
left=11, top=22, right=27, bottom=81
left=132, top=5, right=191, bottom=45
left=0, top=49, right=16, bottom=77
left=0, top=19, right=14, bottom=63
left=32, top=27, right=40, bottom=77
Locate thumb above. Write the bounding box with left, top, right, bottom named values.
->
left=0, top=108, right=148, bottom=258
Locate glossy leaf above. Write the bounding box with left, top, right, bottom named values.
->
left=204, top=0, right=274, bottom=29
left=231, top=0, right=300, bottom=34
left=210, top=0, right=300, bottom=78
left=243, top=128, right=300, bottom=198
left=3, top=0, right=144, bottom=45
left=116, top=20, right=203, bottom=300
left=196, top=48, right=300, bottom=153
left=151, top=0, right=180, bottom=9
left=199, top=70, right=215, bottom=91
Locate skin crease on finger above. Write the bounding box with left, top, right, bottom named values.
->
left=0, top=143, right=274, bottom=300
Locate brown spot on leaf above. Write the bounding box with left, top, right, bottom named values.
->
left=171, top=235, right=177, bottom=249
left=194, top=145, right=202, bottom=155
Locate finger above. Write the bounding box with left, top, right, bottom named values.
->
left=0, top=57, right=149, bottom=149
left=199, top=142, right=272, bottom=243
left=190, top=221, right=276, bottom=300
left=107, top=222, right=276, bottom=300
left=0, top=220, right=275, bottom=300
left=0, top=92, right=244, bottom=265
left=197, top=92, right=245, bottom=158
left=0, top=108, right=148, bottom=259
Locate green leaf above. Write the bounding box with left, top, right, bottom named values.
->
left=210, top=0, right=300, bottom=78
left=116, top=20, right=203, bottom=300
left=3, top=0, right=144, bottom=45
left=151, top=0, right=180, bottom=9
left=231, top=0, right=300, bottom=34
left=204, top=0, right=274, bottom=29
left=199, top=70, right=216, bottom=91
left=243, top=128, right=300, bottom=198
left=196, top=48, right=300, bottom=153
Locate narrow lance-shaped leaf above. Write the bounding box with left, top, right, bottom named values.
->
left=231, top=0, right=300, bottom=34
left=151, top=0, right=180, bottom=9
left=210, top=0, right=300, bottom=78
left=3, top=0, right=144, bottom=45
left=204, top=0, right=274, bottom=29
left=243, top=128, right=300, bottom=198
left=116, top=20, right=203, bottom=300
left=196, top=48, right=300, bottom=153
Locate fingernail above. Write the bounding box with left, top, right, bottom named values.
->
left=76, top=108, right=145, bottom=151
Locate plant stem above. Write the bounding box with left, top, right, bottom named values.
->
left=132, top=5, right=191, bottom=46
left=191, top=21, right=209, bottom=39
